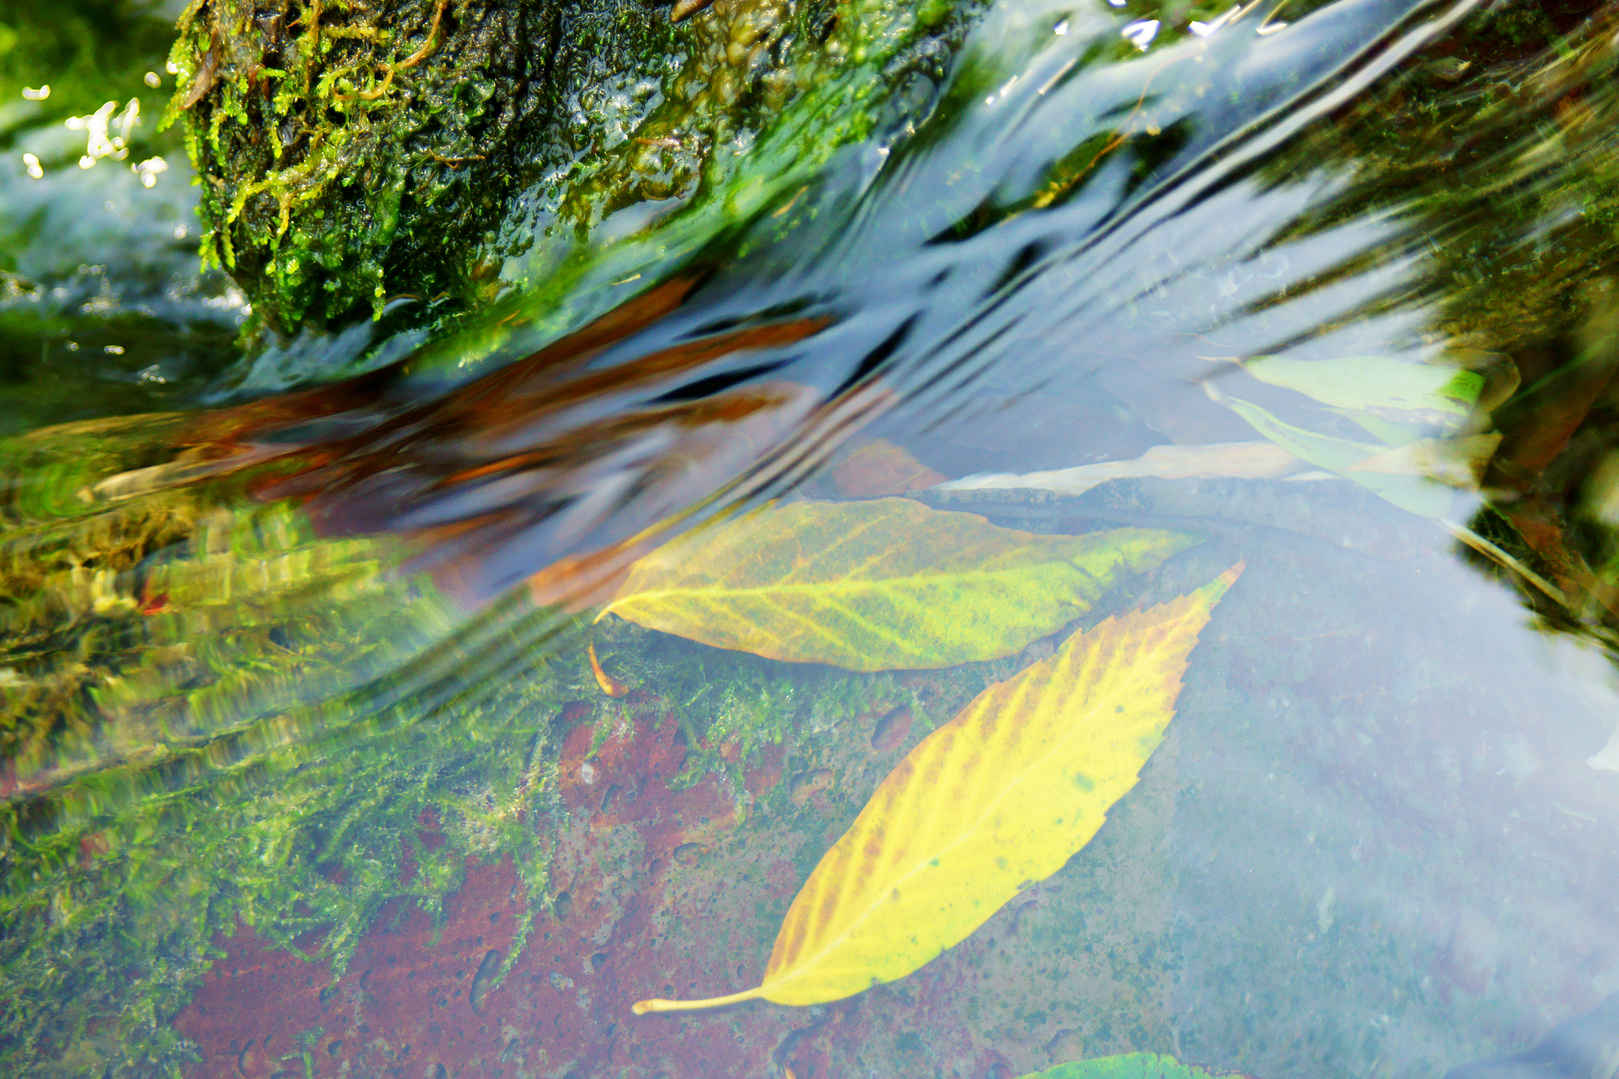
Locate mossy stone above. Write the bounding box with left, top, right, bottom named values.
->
left=167, top=0, right=560, bottom=331
left=165, top=0, right=839, bottom=333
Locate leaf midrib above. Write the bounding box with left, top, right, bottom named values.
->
left=615, top=558, right=1100, bottom=611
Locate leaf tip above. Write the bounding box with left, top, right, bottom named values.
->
left=1201, top=561, right=1245, bottom=603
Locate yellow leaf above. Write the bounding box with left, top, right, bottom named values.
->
left=633, top=564, right=1242, bottom=1014
left=600, top=498, right=1193, bottom=670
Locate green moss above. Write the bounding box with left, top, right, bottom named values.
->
left=0, top=416, right=995, bottom=1075
left=164, top=0, right=560, bottom=331
left=0, top=421, right=597, bottom=1074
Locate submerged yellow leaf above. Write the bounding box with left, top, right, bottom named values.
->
left=633, top=564, right=1242, bottom=1015
left=600, top=498, right=1193, bottom=670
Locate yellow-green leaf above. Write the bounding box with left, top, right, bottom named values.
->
left=1020, top=1053, right=1243, bottom=1079
left=599, top=498, right=1193, bottom=670
left=633, top=564, right=1241, bottom=1015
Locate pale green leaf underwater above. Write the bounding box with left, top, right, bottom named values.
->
left=1229, top=353, right=1483, bottom=431
left=1209, top=388, right=1457, bottom=518
left=1203, top=352, right=1500, bottom=520
left=1019, top=1051, right=1244, bottom=1078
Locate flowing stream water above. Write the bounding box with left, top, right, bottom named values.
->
left=4, top=0, right=1619, bottom=1076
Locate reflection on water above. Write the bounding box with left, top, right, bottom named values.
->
left=5, top=0, right=1619, bottom=1075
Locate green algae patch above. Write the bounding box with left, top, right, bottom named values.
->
left=0, top=420, right=584, bottom=1075
left=0, top=414, right=963, bottom=1075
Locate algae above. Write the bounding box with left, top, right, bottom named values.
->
left=0, top=412, right=979, bottom=1074
left=0, top=423, right=585, bottom=1074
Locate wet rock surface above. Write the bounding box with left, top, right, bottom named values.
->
left=167, top=0, right=882, bottom=332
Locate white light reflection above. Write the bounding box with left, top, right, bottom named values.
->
left=22, top=85, right=51, bottom=101
left=1190, top=4, right=1242, bottom=37
left=984, top=74, right=1021, bottom=107
left=66, top=99, right=141, bottom=169
left=22, top=152, right=43, bottom=180
left=1121, top=18, right=1159, bottom=50
left=133, top=156, right=168, bottom=188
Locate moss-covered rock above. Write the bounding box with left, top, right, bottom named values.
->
left=164, top=0, right=863, bottom=332
left=166, top=0, right=562, bottom=331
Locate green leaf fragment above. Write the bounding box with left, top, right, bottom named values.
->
left=1020, top=1051, right=1246, bottom=1078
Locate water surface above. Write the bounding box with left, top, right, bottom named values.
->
left=4, top=0, right=1619, bottom=1075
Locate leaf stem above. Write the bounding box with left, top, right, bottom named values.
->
left=631, top=986, right=764, bottom=1015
